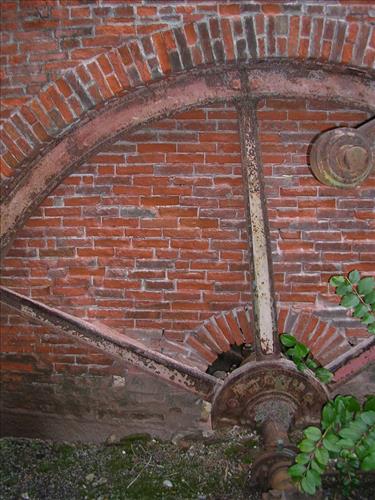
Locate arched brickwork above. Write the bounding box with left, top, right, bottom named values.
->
left=183, top=305, right=371, bottom=374
left=1, top=14, right=374, bottom=256
left=2, top=12, right=374, bottom=178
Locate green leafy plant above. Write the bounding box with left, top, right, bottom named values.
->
left=289, top=395, right=375, bottom=496
left=280, top=334, right=333, bottom=384
left=284, top=270, right=375, bottom=495
left=330, top=270, right=375, bottom=335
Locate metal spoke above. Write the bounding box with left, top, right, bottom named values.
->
left=237, top=100, right=279, bottom=358
left=0, top=286, right=221, bottom=400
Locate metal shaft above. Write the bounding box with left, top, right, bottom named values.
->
left=358, top=116, right=375, bottom=137
left=237, top=101, right=279, bottom=358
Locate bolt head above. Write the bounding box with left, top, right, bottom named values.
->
left=343, top=145, right=368, bottom=171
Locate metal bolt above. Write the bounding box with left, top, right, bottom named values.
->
left=343, top=145, right=368, bottom=171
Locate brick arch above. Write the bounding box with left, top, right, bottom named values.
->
left=1, top=13, right=374, bottom=181
left=1, top=14, right=374, bottom=258
left=183, top=305, right=371, bottom=376
left=186, top=306, right=254, bottom=367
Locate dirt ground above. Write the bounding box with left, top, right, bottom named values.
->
left=1, top=429, right=374, bottom=499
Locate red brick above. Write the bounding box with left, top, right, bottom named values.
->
left=184, top=23, right=197, bottom=45
left=87, top=61, right=112, bottom=100
left=219, top=4, right=240, bottom=15
left=262, top=4, right=282, bottom=15
left=137, top=6, right=157, bottom=16
left=129, top=41, right=151, bottom=82
left=152, top=32, right=171, bottom=74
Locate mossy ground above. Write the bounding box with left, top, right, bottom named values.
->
left=0, top=429, right=262, bottom=500
left=1, top=431, right=374, bottom=499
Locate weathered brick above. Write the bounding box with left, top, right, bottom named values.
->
left=197, top=22, right=214, bottom=63
left=1, top=3, right=374, bottom=440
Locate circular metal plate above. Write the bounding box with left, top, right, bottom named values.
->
left=211, top=359, right=329, bottom=429
left=310, top=127, right=373, bottom=188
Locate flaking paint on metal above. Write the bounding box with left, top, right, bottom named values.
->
left=237, top=101, right=278, bottom=357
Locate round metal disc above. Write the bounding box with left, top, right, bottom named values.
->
left=310, top=127, right=373, bottom=188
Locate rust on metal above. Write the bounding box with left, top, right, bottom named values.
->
left=211, top=358, right=329, bottom=429
left=211, top=359, right=329, bottom=491
left=0, top=286, right=221, bottom=401
left=237, top=100, right=279, bottom=358
left=310, top=117, right=374, bottom=188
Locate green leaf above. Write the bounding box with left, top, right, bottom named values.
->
left=306, top=358, right=318, bottom=370
left=339, top=427, right=361, bottom=442
left=349, top=270, right=360, bottom=284
left=356, top=444, right=370, bottom=460
left=301, top=473, right=316, bottom=495
left=323, top=435, right=340, bottom=453
left=342, top=396, right=360, bottom=413
left=350, top=419, right=368, bottom=435
left=294, top=342, right=309, bottom=359
left=358, top=277, right=375, bottom=296
left=288, top=463, right=306, bottom=478
left=364, top=396, right=375, bottom=412
left=295, top=453, right=310, bottom=465
left=295, top=361, right=307, bottom=372
left=315, top=367, right=333, bottom=384
left=304, top=426, right=322, bottom=442
left=310, top=459, right=323, bottom=474
left=340, top=448, right=350, bottom=459
left=309, top=467, right=322, bottom=486
left=330, top=275, right=346, bottom=287
left=353, top=303, right=369, bottom=318
left=336, top=284, right=353, bottom=296
left=368, top=323, right=375, bottom=335
left=361, top=313, right=375, bottom=325
left=280, top=334, right=297, bottom=347
left=334, top=398, right=348, bottom=425
left=337, top=438, right=355, bottom=449
left=299, top=439, right=315, bottom=453
left=322, top=404, right=335, bottom=429
left=364, top=290, right=375, bottom=305
left=287, top=347, right=300, bottom=361
left=361, top=452, right=375, bottom=472
left=315, top=447, right=329, bottom=466
left=361, top=411, right=375, bottom=426
left=341, top=293, right=360, bottom=308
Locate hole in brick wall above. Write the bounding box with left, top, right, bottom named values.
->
left=206, top=343, right=253, bottom=379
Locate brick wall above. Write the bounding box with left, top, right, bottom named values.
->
left=1, top=1, right=374, bottom=442
left=1, top=0, right=373, bottom=123
left=1, top=98, right=373, bottom=439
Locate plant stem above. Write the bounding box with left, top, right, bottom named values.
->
left=345, top=278, right=371, bottom=311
